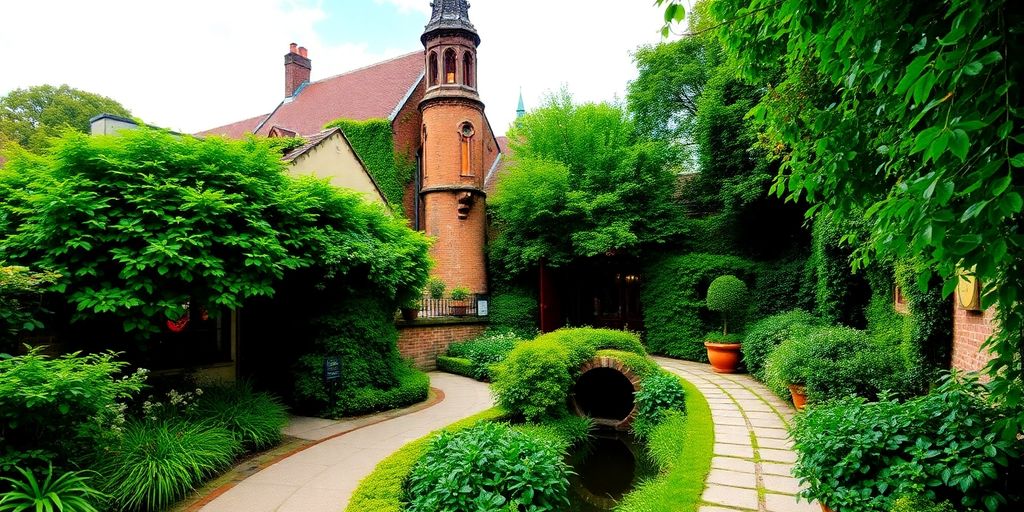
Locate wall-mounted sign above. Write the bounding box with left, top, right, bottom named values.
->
left=956, top=270, right=981, bottom=311
left=477, top=299, right=489, bottom=317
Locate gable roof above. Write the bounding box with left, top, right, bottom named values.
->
left=197, top=51, right=425, bottom=138
left=283, top=127, right=390, bottom=207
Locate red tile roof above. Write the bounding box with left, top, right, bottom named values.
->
left=484, top=136, right=511, bottom=194
left=197, top=51, right=425, bottom=138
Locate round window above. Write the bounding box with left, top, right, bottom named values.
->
left=460, top=123, right=475, bottom=138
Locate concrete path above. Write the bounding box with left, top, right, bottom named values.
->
left=656, top=357, right=818, bottom=512
left=198, top=372, right=493, bottom=512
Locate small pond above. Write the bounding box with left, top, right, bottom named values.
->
left=566, top=429, right=659, bottom=510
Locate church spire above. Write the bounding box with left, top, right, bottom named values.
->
left=422, top=0, right=479, bottom=45
left=516, top=90, right=526, bottom=118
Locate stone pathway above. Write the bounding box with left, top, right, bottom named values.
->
left=198, top=372, right=493, bottom=512
left=655, top=357, right=819, bottom=512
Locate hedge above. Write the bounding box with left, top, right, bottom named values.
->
left=435, top=356, right=474, bottom=378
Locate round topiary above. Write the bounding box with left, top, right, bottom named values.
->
left=706, top=275, right=748, bottom=334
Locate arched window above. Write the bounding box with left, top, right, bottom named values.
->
left=444, top=49, right=457, bottom=84
left=428, top=52, right=438, bottom=87
left=463, top=52, right=474, bottom=88
left=459, top=122, right=475, bottom=176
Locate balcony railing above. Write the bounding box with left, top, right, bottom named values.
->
left=415, top=293, right=489, bottom=318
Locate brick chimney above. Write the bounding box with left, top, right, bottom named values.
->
left=284, top=43, right=311, bottom=97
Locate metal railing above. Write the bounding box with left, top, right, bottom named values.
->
left=416, top=293, right=488, bottom=318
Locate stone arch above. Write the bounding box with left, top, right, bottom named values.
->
left=569, top=356, right=641, bottom=430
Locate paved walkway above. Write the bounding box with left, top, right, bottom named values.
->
left=656, top=357, right=818, bottom=512
left=199, top=372, right=493, bottom=512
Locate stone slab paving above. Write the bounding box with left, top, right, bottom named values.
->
left=655, top=357, right=820, bottom=512
left=199, top=372, right=493, bottom=512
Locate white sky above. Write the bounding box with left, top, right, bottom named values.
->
left=0, top=0, right=678, bottom=137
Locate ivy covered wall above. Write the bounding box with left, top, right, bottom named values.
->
left=324, top=118, right=416, bottom=212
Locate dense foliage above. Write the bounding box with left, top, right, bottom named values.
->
left=765, top=325, right=907, bottom=403
left=0, top=348, right=145, bottom=474
left=490, top=91, right=679, bottom=274
left=0, top=127, right=431, bottom=335
left=444, top=330, right=522, bottom=381
left=703, top=0, right=1024, bottom=428
left=405, top=422, right=571, bottom=511
left=792, top=376, right=1022, bottom=511
left=487, top=286, right=539, bottom=337
left=322, top=118, right=415, bottom=211
left=0, top=265, right=59, bottom=351
left=632, top=371, right=687, bottom=438
left=642, top=253, right=756, bottom=360
left=742, top=310, right=819, bottom=382
left=0, top=84, right=131, bottom=154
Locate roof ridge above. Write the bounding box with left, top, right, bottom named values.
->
left=311, top=50, right=421, bottom=85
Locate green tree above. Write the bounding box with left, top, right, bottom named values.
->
left=0, top=85, right=131, bottom=153
left=0, top=127, right=430, bottom=335
left=677, top=0, right=1024, bottom=428
left=489, top=91, right=679, bottom=274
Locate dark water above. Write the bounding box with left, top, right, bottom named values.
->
left=567, top=431, right=658, bottom=511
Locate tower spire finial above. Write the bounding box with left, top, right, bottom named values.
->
left=516, top=89, right=526, bottom=118
left=422, top=0, right=479, bottom=45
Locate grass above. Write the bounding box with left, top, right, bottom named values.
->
left=94, top=419, right=240, bottom=512
left=191, top=381, right=289, bottom=451
left=616, top=374, right=715, bottom=512
left=344, top=407, right=506, bottom=512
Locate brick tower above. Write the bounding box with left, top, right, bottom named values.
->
left=419, top=0, right=487, bottom=294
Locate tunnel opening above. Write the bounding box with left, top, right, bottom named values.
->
left=571, top=363, right=638, bottom=429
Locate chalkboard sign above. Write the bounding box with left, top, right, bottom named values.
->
left=323, top=356, right=342, bottom=382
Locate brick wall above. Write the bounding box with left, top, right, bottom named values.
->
left=950, top=298, right=997, bottom=373
left=397, top=321, right=487, bottom=370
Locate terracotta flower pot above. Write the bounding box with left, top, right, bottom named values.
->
left=704, top=342, right=742, bottom=373
left=449, top=303, right=468, bottom=316
left=820, top=503, right=835, bottom=512
left=400, top=307, right=419, bottom=322
left=789, top=384, right=808, bottom=411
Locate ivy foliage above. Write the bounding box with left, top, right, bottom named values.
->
left=323, top=118, right=415, bottom=211
left=0, top=127, right=431, bottom=335
left=642, top=253, right=756, bottom=360
left=0, top=85, right=131, bottom=154
left=490, top=90, right=680, bottom=274
left=705, top=0, right=1024, bottom=427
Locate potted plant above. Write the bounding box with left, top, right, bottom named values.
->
left=704, top=274, right=748, bottom=373
left=427, top=277, right=446, bottom=300
left=400, top=297, right=421, bottom=322
left=766, top=334, right=813, bottom=410
left=449, top=286, right=471, bottom=316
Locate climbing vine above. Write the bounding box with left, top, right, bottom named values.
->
left=324, top=118, right=416, bottom=211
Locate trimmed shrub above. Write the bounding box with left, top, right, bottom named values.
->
left=190, top=381, right=288, bottom=451
left=642, top=253, right=756, bottom=360
left=0, top=465, right=105, bottom=512
left=435, top=356, right=474, bottom=378
left=0, top=348, right=146, bottom=474
left=703, top=332, right=743, bottom=344
left=792, top=376, right=1022, bottom=512
left=765, top=325, right=908, bottom=403
left=632, top=371, right=687, bottom=438
left=406, top=422, right=571, bottom=511
left=492, top=328, right=647, bottom=420
left=445, top=330, right=521, bottom=381
left=705, top=275, right=748, bottom=335
left=488, top=286, right=539, bottom=337
left=95, top=419, right=239, bottom=511
left=742, top=310, right=819, bottom=381
left=334, top=363, right=429, bottom=417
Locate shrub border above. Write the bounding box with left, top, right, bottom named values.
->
left=616, top=374, right=715, bottom=512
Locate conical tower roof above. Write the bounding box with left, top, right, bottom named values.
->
left=422, top=0, right=479, bottom=45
